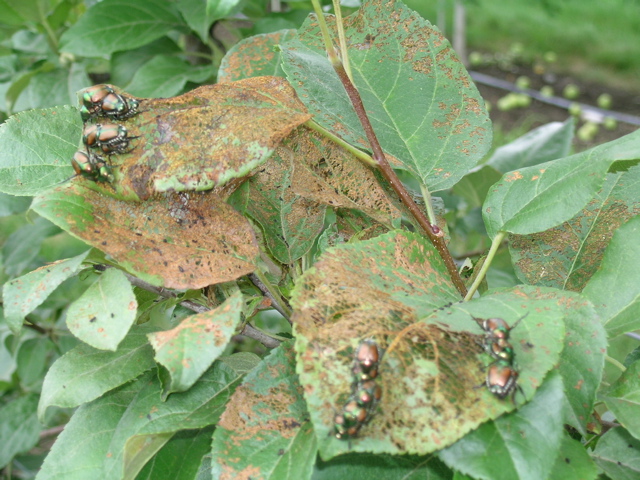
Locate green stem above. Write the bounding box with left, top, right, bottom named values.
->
left=311, top=0, right=340, bottom=66
left=419, top=183, right=437, bottom=225
left=39, top=10, right=59, bottom=55
left=332, top=0, right=353, bottom=82
left=464, top=231, right=506, bottom=301
left=305, top=120, right=377, bottom=167
left=250, top=269, right=293, bottom=321
left=605, top=355, right=627, bottom=372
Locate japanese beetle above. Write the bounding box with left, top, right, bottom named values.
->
left=79, top=84, right=139, bottom=121
left=352, top=339, right=382, bottom=382
left=71, top=150, right=114, bottom=183
left=334, top=397, right=368, bottom=440
left=353, top=379, right=382, bottom=413
left=83, top=123, right=135, bottom=154
left=484, top=337, right=515, bottom=363
left=484, top=360, right=523, bottom=401
left=476, top=313, right=528, bottom=340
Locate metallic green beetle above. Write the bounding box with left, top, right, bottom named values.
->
left=484, top=360, right=523, bottom=401
left=83, top=123, right=134, bottom=154
left=79, top=84, right=139, bottom=122
left=71, top=150, right=114, bottom=183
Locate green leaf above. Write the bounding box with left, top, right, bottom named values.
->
left=558, top=300, right=606, bottom=435
left=451, top=165, right=501, bottom=209
left=66, top=268, right=137, bottom=350
left=292, top=229, right=566, bottom=458
left=547, top=433, right=598, bottom=480
left=591, top=427, right=640, bottom=480
left=178, top=0, right=245, bottom=43
left=3, top=250, right=89, bottom=333
left=39, top=362, right=245, bottom=480
left=438, top=372, right=565, bottom=480
left=135, top=428, right=213, bottom=480
left=0, top=192, right=31, bottom=216
left=0, top=394, right=41, bottom=469
left=111, top=37, right=182, bottom=87
left=1, top=216, right=60, bottom=277
left=125, top=55, right=213, bottom=98
left=280, top=0, right=491, bottom=192
left=59, top=0, right=184, bottom=57
left=582, top=215, right=640, bottom=338
left=148, top=291, right=243, bottom=396
left=510, top=167, right=640, bottom=291
left=485, top=119, right=574, bottom=173
left=211, top=342, right=317, bottom=479
left=16, top=336, right=54, bottom=389
left=483, top=129, right=640, bottom=238
left=38, top=326, right=156, bottom=421
left=12, top=66, right=90, bottom=111
left=32, top=187, right=260, bottom=290
left=0, top=105, right=81, bottom=196
left=218, top=30, right=296, bottom=82
left=601, top=359, right=640, bottom=441
left=313, top=453, right=453, bottom=479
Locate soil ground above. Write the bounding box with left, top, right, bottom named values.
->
left=472, top=63, right=640, bottom=151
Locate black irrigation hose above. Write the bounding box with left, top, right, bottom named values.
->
left=470, top=71, right=640, bottom=127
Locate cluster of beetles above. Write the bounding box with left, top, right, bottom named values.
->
left=335, top=315, right=526, bottom=440
left=474, top=314, right=525, bottom=402
left=334, top=339, right=383, bottom=440
left=71, top=84, right=141, bottom=183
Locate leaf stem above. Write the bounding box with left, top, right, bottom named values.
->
left=605, top=355, right=627, bottom=372
left=305, top=120, right=377, bottom=167
left=122, top=271, right=281, bottom=348
left=332, top=0, right=353, bottom=82
left=464, top=231, right=506, bottom=301
left=249, top=270, right=293, bottom=322
left=310, top=7, right=468, bottom=297
left=419, top=183, right=438, bottom=225
left=311, top=0, right=340, bottom=67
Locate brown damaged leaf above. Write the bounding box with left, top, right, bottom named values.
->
left=32, top=185, right=259, bottom=289
left=288, top=126, right=405, bottom=227
left=87, top=77, right=311, bottom=201
left=510, top=169, right=640, bottom=291
left=211, top=342, right=316, bottom=479
left=240, top=138, right=326, bottom=264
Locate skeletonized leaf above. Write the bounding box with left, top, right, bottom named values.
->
left=280, top=0, right=491, bottom=192
left=291, top=229, right=566, bottom=458
left=483, top=129, right=640, bottom=238
left=510, top=167, right=640, bottom=291
left=583, top=215, right=640, bottom=338
left=32, top=187, right=259, bottom=290
left=211, top=342, right=317, bottom=479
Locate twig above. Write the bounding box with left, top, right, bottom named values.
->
left=248, top=271, right=293, bottom=323
left=121, top=271, right=281, bottom=348
left=39, top=425, right=65, bottom=439
left=309, top=2, right=468, bottom=297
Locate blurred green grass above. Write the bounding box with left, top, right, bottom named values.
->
left=404, top=0, right=640, bottom=92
